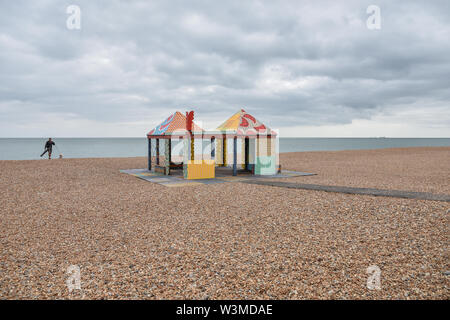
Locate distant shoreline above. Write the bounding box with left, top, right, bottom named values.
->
left=1, top=137, right=449, bottom=160
left=1, top=146, right=449, bottom=162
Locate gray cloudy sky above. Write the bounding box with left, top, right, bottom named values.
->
left=1, top=0, right=449, bottom=137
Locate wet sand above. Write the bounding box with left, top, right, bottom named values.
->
left=0, top=147, right=449, bottom=299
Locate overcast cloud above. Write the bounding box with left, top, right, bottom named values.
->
left=0, top=0, right=449, bottom=137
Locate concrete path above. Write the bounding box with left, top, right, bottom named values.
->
left=242, top=180, right=450, bottom=202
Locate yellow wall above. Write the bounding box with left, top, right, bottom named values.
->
left=186, top=160, right=215, bottom=179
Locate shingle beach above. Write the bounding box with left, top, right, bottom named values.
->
left=1, top=147, right=448, bottom=299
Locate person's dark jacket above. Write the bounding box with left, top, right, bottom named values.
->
left=45, top=140, right=55, bottom=150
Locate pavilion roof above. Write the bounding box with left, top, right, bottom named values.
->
left=217, top=109, right=275, bottom=135
left=147, top=111, right=203, bottom=137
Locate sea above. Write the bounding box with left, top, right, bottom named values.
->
left=0, top=138, right=449, bottom=161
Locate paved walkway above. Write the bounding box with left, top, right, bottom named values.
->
left=120, top=168, right=315, bottom=187
left=242, top=180, right=450, bottom=202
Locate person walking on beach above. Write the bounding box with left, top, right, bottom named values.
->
left=40, top=138, right=56, bottom=159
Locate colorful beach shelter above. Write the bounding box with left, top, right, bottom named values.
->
left=216, top=109, right=273, bottom=136
left=147, top=111, right=212, bottom=178
left=214, top=109, right=278, bottom=176
left=147, top=111, right=203, bottom=137
left=146, top=109, right=279, bottom=179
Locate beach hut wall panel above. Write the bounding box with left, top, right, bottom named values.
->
left=254, top=135, right=277, bottom=175
left=255, top=156, right=277, bottom=175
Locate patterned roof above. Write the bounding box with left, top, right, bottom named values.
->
left=217, top=109, right=271, bottom=135
left=147, top=111, right=203, bottom=136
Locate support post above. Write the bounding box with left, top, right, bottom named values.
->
left=156, top=139, right=160, bottom=165
left=164, top=139, right=171, bottom=175
left=223, top=135, right=227, bottom=166
left=211, top=137, right=215, bottom=160
left=245, top=137, right=249, bottom=171
left=168, top=139, right=172, bottom=163
left=190, top=136, right=194, bottom=161
left=148, top=139, right=152, bottom=171
left=183, top=135, right=189, bottom=179
left=233, top=136, right=237, bottom=176
left=256, top=134, right=259, bottom=157
left=255, top=134, right=259, bottom=175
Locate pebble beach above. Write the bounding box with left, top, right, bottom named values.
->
left=0, top=147, right=449, bottom=299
